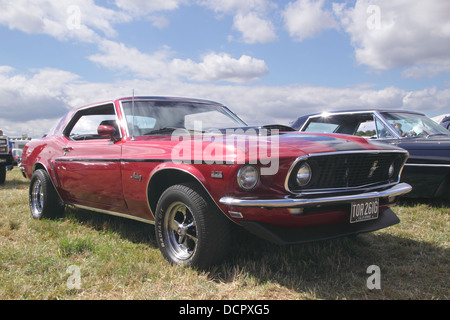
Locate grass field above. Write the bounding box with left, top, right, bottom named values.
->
left=0, top=168, right=448, bottom=300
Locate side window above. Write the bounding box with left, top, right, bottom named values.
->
left=303, top=122, right=339, bottom=133
left=375, top=117, right=394, bottom=139
left=355, top=120, right=377, bottom=138
left=65, top=104, right=119, bottom=140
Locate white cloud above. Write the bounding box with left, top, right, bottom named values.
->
left=282, top=0, right=337, bottom=42
left=0, top=67, right=79, bottom=137
left=334, top=0, right=450, bottom=77
left=148, top=15, right=171, bottom=29
left=402, top=63, right=450, bottom=79
left=88, top=40, right=173, bottom=80
left=233, top=12, right=277, bottom=44
left=88, top=40, right=268, bottom=83
left=0, top=0, right=130, bottom=43
left=172, top=53, right=269, bottom=83
left=198, top=0, right=274, bottom=15
left=114, top=0, right=185, bottom=29
left=198, top=0, right=277, bottom=44
left=2, top=66, right=450, bottom=137
left=115, top=0, right=185, bottom=15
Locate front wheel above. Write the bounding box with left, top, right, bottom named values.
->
left=29, top=169, right=65, bottom=219
left=155, top=184, right=231, bottom=268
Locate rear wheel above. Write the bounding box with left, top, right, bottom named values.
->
left=29, top=169, right=65, bottom=219
left=155, top=183, right=231, bottom=268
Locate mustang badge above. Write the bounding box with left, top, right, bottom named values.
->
left=368, top=161, right=379, bottom=178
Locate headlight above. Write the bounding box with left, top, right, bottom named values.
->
left=296, top=162, right=312, bottom=187
left=237, top=165, right=259, bottom=190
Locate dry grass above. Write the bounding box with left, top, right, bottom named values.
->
left=0, top=168, right=448, bottom=300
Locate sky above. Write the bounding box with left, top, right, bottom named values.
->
left=0, top=0, right=449, bottom=138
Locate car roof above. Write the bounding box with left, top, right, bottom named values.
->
left=73, top=96, right=223, bottom=112
left=291, top=109, right=426, bottom=130
left=300, top=109, right=426, bottom=118
left=116, top=96, right=222, bottom=105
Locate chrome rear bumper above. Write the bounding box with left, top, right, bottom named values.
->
left=219, top=183, right=412, bottom=208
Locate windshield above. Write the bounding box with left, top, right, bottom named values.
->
left=121, top=100, right=247, bottom=136
left=382, top=112, right=450, bottom=138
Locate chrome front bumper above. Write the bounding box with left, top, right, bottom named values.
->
left=219, top=183, right=412, bottom=208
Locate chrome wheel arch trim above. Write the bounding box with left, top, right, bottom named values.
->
left=146, top=166, right=237, bottom=224
left=31, top=161, right=65, bottom=205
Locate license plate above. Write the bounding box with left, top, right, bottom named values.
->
left=350, top=198, right=379, bottom=223
left=0, top=158, right=6, bottom=163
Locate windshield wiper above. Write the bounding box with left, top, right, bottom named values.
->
left=143, top=127, right=179, bottom=135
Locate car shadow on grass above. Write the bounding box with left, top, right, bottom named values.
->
left=399, top=197, right=450, bottom=208
left=61, top=205, right=448, bottom=300
left=211, top=227, right=449, bottom=299
left=0, top=177, right=29, bottom=190
left=62, top=206, right=157, bottom=247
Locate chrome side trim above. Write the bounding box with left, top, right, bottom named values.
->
left=71, top=203, right=154, bottom=225
left=405, top=163, right=450, bottom=168
left=219, top=182, right=412, bottom=208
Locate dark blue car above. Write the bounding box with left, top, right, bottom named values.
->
left=440, top=115, right=450, bottom=131
left=292, top=110, right=450, bottom=199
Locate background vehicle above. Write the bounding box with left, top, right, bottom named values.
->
left=292, top=110, right=450, bottom=199
left=11, top=148, right=23, bottom=166
left=21, top=97, right=411, bottom=267
left=440, top=115, right=450, bottom=131
left=0, top=131, right=14, bottom=184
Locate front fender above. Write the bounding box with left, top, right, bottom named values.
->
left=146, top=162, right=238, bottom=222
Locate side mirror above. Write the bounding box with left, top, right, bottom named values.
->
left=97, top=125, right=117, bottom=141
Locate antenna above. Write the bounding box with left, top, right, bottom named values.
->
left=131, top=88, right=136, bottom=141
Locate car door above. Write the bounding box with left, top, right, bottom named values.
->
left=54, top=103, right=127, bottom=210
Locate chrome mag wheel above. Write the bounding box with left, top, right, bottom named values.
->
left=30, top=178, right=44, bottom=218
left=155, top=183, right=232, bottom=268
left=164, top=202, right=198, bottom=261
left=28, top=169, right=64, bottom=220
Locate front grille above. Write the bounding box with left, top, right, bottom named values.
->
left=287, top=152, right=407, bottom=193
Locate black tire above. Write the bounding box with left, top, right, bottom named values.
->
left=155, top=183, right=231, bottom=268
left=0, top=165, right=5, bottom=185
left=29, top=169, right=65, bottom=219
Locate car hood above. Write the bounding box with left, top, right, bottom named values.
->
left=395, top=135, right=450, bottom=164
left=397, top=135, right=450, bottom=150
left=267, top=132, right=397, bottom=154
left=133, top=126, right=405, bottom=164
left=217, top=128, right=404, bottom=161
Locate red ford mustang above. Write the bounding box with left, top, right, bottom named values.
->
left=21, top=97, right=412, bottom=267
